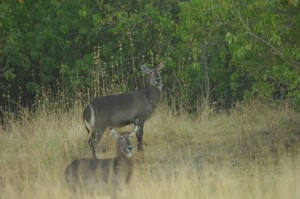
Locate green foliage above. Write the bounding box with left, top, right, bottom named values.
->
left=0, top=0, right=299, bottom=113
left=227, top=0, right=300, bottom=103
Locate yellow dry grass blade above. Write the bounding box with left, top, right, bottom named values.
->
left=0, top=102, right=300, bottom=199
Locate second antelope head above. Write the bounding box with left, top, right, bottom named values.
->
left=110, top=124, right=139, bottom=158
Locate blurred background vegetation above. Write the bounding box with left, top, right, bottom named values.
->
left=1, top=0, right=299, bottom=115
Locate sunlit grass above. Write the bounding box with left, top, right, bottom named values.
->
left=0, top=102, right=300, bottom=198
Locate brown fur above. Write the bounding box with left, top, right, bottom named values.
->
left=64, top=127, right=137, bottom=197
left=83, top=63, right=164, bottom=158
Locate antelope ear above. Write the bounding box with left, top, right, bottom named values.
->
left=130, top=125, right=139, bottom=137
left=110, top=128, right=119, bottom=139
left=141, top=64, right=150, bottom=74
left=157, top=62, right=164, bottom=70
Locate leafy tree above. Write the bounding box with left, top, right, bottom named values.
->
left=226, top=0, right=300, bottom=104
left=174, top=0, right=236, bottom=110
left=1, top=0, right=299, bottom=114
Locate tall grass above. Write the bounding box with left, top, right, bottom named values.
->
left=0, top=102, right=300, bottom=198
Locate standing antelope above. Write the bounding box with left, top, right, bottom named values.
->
left=64, top=125, right=138, bottom=196
left=83, top=63, right=164, bottom=158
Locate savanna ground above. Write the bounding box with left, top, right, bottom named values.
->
left=0, top=101, right=300, bottom=199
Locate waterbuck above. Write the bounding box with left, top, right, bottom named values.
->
left=64, top=125, right=138, bottom=197
left=83, top=63, right=164, bottom=158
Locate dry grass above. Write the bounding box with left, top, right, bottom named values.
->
left=1, top=102, right=300, bottom=199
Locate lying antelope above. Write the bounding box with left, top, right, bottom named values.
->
left=64, top=124, right=138, bottom=197
left=83, top=63, right=164, bottom=158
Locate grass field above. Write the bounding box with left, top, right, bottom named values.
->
left=1, top=102, right=300, bottom=199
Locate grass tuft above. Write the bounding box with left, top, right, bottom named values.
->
left=0, top=102, right=300, bottom=198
